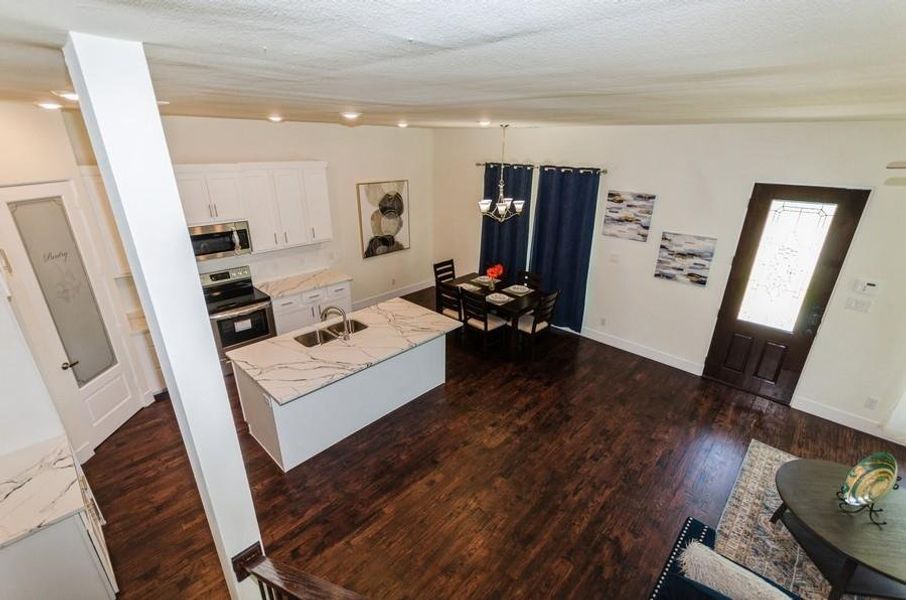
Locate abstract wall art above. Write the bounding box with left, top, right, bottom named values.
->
left=602, top=190, right=656, bottom=242
left=653, top=231, right=717, bottom=286
left=357, top=179, right=410, bottom=259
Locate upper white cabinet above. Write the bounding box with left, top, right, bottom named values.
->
left=301, top=163, right=333, bottom=243
left=238, top=161, right=333, bottom=253
left=174, top=165, right=246, bottom=225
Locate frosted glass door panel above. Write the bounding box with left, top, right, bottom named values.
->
left=11, top=197, right=116, bottom=386
left=737, top=200, right=836, bottom=332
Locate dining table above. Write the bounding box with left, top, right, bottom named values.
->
left=441, top=272, right=541, bottom=352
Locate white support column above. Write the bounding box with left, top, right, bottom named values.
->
left=63, top=33, right=261, bottom=599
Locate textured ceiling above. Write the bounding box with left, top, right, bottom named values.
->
left=1, top=1, right=905, bottom=127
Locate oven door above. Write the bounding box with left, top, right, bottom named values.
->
left=190, top=222, right=252, bottom=261
left=210, top=301, right=275, bottom=360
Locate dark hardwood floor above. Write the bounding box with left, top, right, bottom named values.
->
left=83, top=287, right=906, bottom=599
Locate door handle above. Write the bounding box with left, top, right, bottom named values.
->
left=284, top=231, right=288, bottom=243
left=61, top=360, right=80, bottom=370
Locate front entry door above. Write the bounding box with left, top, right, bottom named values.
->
left=0, top=181, right=142, bottom=459
left=703, top=183, right=869, bottom=404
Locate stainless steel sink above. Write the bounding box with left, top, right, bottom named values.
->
left=294, top=328, right=338, bottom=348
left=325, top=320, right=369, bottom=337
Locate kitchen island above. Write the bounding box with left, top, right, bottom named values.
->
left=226, top=297, right=461, bottom=471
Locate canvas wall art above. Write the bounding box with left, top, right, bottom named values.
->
left=357, top=180, right=410, bottom=259
left=654, top=231, right=717, bottom=286
left=602, top=190, right=656, bottom=242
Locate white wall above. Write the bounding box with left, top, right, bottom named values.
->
left=65, top=114, right=436, bottom=304
left=0, top=102, right=71, bottom=453
left=432, top=123, right=906, bottom=434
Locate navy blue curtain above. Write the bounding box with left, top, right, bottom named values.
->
left=479, top=163, right=533, bottom=283
left=530, top=166, right=601, bottom=331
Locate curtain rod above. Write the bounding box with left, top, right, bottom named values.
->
left=474, top=161, right=608, bottom=175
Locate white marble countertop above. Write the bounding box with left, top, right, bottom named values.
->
left=256, top=268, right=351, bottom=299
left=0, top=435, right=84, bottom=549
left=227, top=297, right=461, bottom=405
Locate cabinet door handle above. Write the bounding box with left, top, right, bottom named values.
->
left=273, top=232, right=278, bottom=245
left=311, top=227, right=315, bottom=238
left=208, top=205, right=214, bottom=218
left=284, top=231, right=288, bottom=243
left=213, top=204, right=219, bottom=218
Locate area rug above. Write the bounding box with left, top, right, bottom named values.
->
left=716, top=439, right=869, bottom=600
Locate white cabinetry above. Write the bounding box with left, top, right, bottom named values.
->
left=239, top=161, right=333, bottom=253
left=301, top=163, right=333, bottom=243
left=272, top=281, right=351, bottom=335
left=174, top=165, right=245, bottom=225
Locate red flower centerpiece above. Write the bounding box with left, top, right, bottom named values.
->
left=486, top=263, right=504, bottom=289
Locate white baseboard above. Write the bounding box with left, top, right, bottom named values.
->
left=792, top=395, right=906, bottom=446
left=74, top=441, right=95, bottom=465
left=580, top=326, right=704, bottom=376
left=353, top=279, right=434, bottom=310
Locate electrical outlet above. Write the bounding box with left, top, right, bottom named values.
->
left=844, top=297, right=872, bottom=313
left=391, top=278, right=397, bottom=286
left=609, top=253, right=620, bottom=264
left=864, top=397, right=879, bottom=410
left=599, top=317, right=607, bottom=327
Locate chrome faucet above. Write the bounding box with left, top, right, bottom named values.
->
left=320, top=305, right=350, bottom=340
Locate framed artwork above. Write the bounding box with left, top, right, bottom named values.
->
left=654, top=231, right=717, bottom=286
left=602, top=190, right=656, bottom=242
left=356, top=179, right=410, bottom=259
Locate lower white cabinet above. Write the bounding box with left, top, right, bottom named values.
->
left=0, top=515, right=117, bottom=599
left=273, top=282, right=351, bottom=335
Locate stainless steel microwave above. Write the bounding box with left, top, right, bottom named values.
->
left=189, top=221, right=252, bottom=262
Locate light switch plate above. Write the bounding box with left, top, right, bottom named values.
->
left=853, top=278, right=880, bottom=296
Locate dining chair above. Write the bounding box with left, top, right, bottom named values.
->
left=461, top=290, right=508, bottom=354
left=437, top=283, right=463, bottom=321
left=433, top=259, right=456, bottom=310
left=517, top=270, right=543, bottom=290
left=513, top=290, right=559, bottom=358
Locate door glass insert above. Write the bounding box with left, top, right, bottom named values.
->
left=10, top=197, right=116, bottom=386
left=737, top=200, right=836, bottom=332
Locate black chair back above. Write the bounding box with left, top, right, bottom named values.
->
left=533, top=290, right=559, bottom=329
left=517, top=270, right=543, bottom=290
left=460, top=290, right=489, bottom=329
left=437, top=284, right=462, bottom=321
left=433, top=259, right=456, bottom=285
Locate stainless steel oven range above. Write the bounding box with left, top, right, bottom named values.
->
left=201, top=266, right=274, bottom=373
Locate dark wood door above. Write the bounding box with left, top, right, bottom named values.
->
left=703, top=183, right=869, bottom=404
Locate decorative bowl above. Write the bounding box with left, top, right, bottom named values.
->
left=839, top=452, right=899, bottom=506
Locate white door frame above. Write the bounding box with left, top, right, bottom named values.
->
left=0, top=180, right=144, bottom=460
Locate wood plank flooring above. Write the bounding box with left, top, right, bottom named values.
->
left=83, top=287, right=906, bottom=599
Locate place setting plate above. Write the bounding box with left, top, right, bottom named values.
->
left=457, top=282, right=481, bottom=292
left=502, top=284, right=532, bottom=296
left=486, top=292, right=514, bottom=305
left=471, top=275, right=500, bottom=286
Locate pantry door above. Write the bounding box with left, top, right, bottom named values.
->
left=703, top=183, right=868, bottom=404
left=0, top=181, right=142, bottom=459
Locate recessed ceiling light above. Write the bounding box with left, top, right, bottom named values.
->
left=51, top=90, right=78, bottom=101
left=35, top=101, right=62, bottom=110
left=341, top=111, right=361, bottom=120
left=397, top=121, right=408, bottom=128
left=478, top=119, right=491, bottom=127
left=268, top=114, right=284, bottom=123
left=157, top=100, right=170, bottom=106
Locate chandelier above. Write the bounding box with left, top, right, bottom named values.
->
left=478, top=124, right=525, bottom=223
